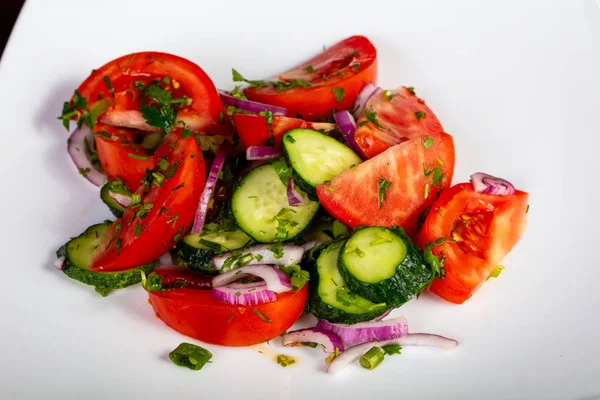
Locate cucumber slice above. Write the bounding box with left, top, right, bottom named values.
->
left=231, top=163, right=319, bottom=243
left=59, top=222, right=153, bottom=296
left=176, top=223, right=253, bottom=273
left=339, top=227, right=433, bottom=306
left=282, top=128, right=362, bottom=195
left=100, top=182, right=132, bottom=218
left=308, top=241, right=388, bottom=324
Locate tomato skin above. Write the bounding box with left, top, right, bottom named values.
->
left=243, top=36, right=377, bottom=121
left=233, top=113, right=335, bottom=149
left=148, top=268, right=308, bottom=347
left=418, top=183, right=529, bottom=304
left=92, top=131, right=205, bottom=271
left=355, top=87, right=445, bottom=159
left=94, top=124, right=155, bottom=191
left=316, top=133, right=455, bottom=234
left=73, top=52, right=232, bottom=135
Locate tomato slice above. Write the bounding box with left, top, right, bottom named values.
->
left=94, top=124, right=155, bottom=191
left=72, top=52, right=232, bottom=135
left=354, top=87, right=445, bottom=159
left=92, top=130, right=205, bottom=271
left=243, top=36, right=377, bottom=121
left=316, top=134, right=455, bottom=234
left=233, top=113, right=335, bottom=149
left=147, top=267, right=308, bottom=346
left=418, top=183, right=529, bottom=304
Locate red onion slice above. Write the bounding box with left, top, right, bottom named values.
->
left=282, top=328, right=345, bottom=353
left=212, top=265, right=293, bottom=293
left=67, top=126, right=107, bottom=187
left=218, top=90, right=287, bottom=115
left=316, top=316, right=408, bottom=346
left=333, top=111, right=367, bottom=160
left=191, top=146, right=226, bottom=234
left=212, top=244, right=305, bottom=270
left=470, top=172, right=516, bottom=196
left=370, top=309, right=392, bottom=322
left=287, top=178, right=309, bottom=206
left=211, top=282, right=276, bottom=306
left=108, top=191, right=132, bottom=208
left=246, top=146, right=282, bottom=161
left=300, top=240, right=325, bottom=253
left=155, top=251, right=174, bottom=267
left=327, top=333, right=459, bottom=375
left=352, top=83, right=379, bottom=119
left=54, top=257, right=66, bottom=271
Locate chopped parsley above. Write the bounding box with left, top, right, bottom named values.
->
left=378, top=177, right=392, bottom=209
left=134, top=224, right=142, bottom=237
left=103, top=76, right=115, bottom=95
left=347, top=50, right=359, bottom=58
left=304, top=65, right=314, bottom=73
left=232, top=68, right=312, bottom=92
left=141, top=271, right=165, bottom=292
left=280, top=264, right=310, bottom=290
left=382, top=344, right=402, bottom=355
left=357, top=105, right=386, bottom=129
left=332, top=87, right=345, bottom=104
left=423, top=237, right=449, bottom=280
left=422, top=136, right=434, bottom=149
left=352, top=63, right=360, bottom=72
left=138, top=81, right=191, bottom=132
left=407, top=87, right=416, bottom=95
left=415, top=111, right=426, bottom=122
left=267, top=244, right=284, bottom=259
left=276, top=354, right=296, bottom=367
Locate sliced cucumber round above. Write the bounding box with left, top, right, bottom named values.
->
left=231, top=163, right=319, bottom=243
left=282, top=128, right=362, bottom=196
left=339, top=227, right=433, bottom=306
left=59, top=222, right=153, bottom=296
left=176, top=223, right=253, bottom=273
left=100, top=183, right=131, bottom=218
left=308, top=241, right=388, bottom=324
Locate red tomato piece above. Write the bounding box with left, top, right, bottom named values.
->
left=316, top=134, right=455, bottom=234
left=92, top=130, right=205, bottom=271
left=94, top=124, right=155, bottom=191
left=243, top=36, right=377, bottom=121
left=354, top=87, right=445, bottom=159
left=418, top=183, right=529, bottom=304
left=72, top=52, right=232, bottom=135
left=233, top=113, right=335, bottom=149
left=147, top=267, right=308, bottom=347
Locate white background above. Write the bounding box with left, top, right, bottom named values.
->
left=0, top=0, right=598, bottom=399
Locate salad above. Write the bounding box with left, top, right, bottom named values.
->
left=55, top=35, right=529, bottom=373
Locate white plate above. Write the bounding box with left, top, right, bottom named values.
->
left=1, top=0, right=599, bottom=399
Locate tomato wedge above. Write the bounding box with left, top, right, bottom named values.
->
left=233, top=113, right=335, bottom=149
left=419, top=183, right=529, bottom=304
left=92, top=131, right=205, bottom=271
left=243, top=36, right=377, bottom=121
left=94, top=124, right=155, bottom=191
left=354, top=86, right=445, bottom=159
left=71, top=52, right=232, bottom=135
left=316, top=134, right=454, bottom=234
left=147, top=267, right=308, bottom=346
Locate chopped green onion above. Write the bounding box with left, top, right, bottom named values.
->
left=487, top=265, right=504, bottom=280
left=253, top=308, right=272, bottom=323
left=128, top=153, right=151, bottom=160
left=359, top=346, right=385, bottom=370
left=169, top=343, right=213, bottom=371
left=276, top=354, right=296, bottom=367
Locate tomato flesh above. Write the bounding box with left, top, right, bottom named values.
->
left=355, top=87, right=445, bottom=159
left=147, top=267, right=308, bottom=346
left=316, top=133, right=455, bottom=234
left=419, top=183, right=529, bottom=304
left=243, top=36, right=377, bottom=121
left=233, top=113, right=335, bottom=149
left=94, top=124, right=155, bottom=191
left=73, top=52, right=232, bottom=135
left=92, top=131, right=205, bottom=271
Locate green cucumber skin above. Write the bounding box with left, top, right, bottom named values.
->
left=100, top=184, right=125, bottom=218
left=339, top=228, right=433, bottom=307
left=175, top=244, right=218, bottom=275
left=57, top=223, right=153, bottom=296
left=306, top=242, right=389, bottom=324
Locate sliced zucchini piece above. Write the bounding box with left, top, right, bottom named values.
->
left=176, top=223, right=253, bottom=273
left=59, top=222, right=153, bottom=296
left=231, top=162, right=319, bottom=243
left=339, top=227, right=433, bottom=306
left=282, top=128, right=362, bottom=195
left=308, top=241, right=388, bottom=324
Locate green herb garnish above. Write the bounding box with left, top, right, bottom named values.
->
left=487, top=265, right=504, bottom=280
left=422, top=136, right=434, bottom=149
left=358, top=105, right=386, bottom=129
left=378, top=177, right=392, bottom=209
left=332, top=87, right=345, bottom=104
left=415, top=111, right=426, bottom=121
left=169, top=343, right=212, bottom=371
left=253, top=308, right=272, bottom=323
left=360, top=346, right=385, bottom=370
